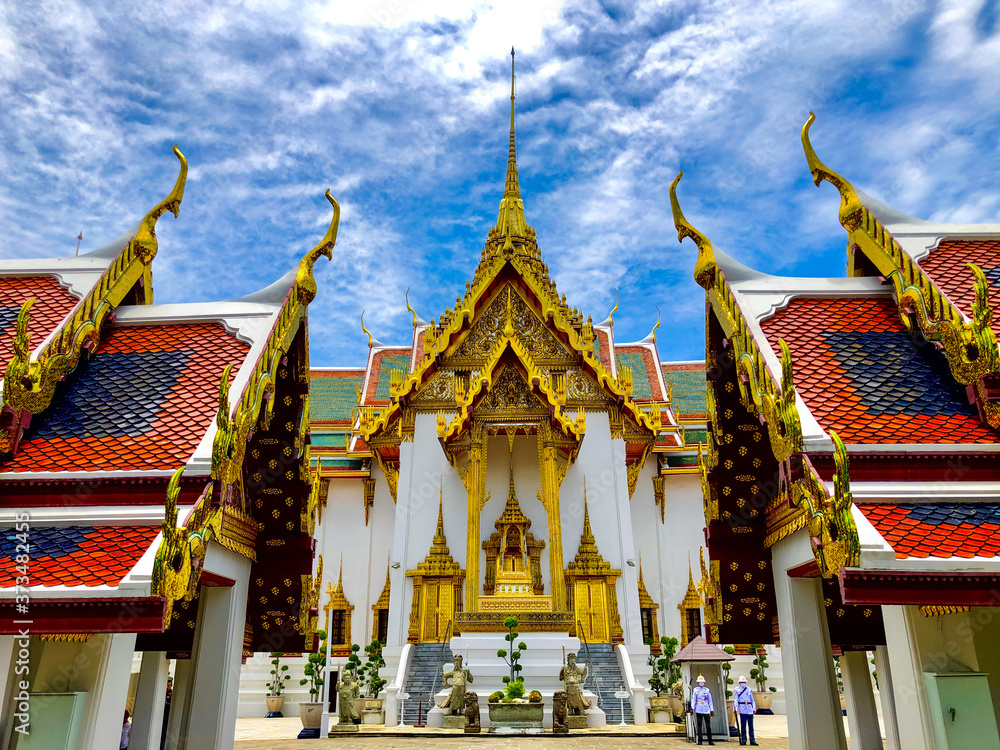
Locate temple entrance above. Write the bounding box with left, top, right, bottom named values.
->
left=574, top=578, right=609, bottom=642
left=420, top=579, right=454, bottom=642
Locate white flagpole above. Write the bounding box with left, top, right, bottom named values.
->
left=320, top=605, right=334, bottom=735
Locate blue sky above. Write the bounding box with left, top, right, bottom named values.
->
left=2, top=0, right=998, bottom=366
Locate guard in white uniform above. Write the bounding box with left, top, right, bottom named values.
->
left=734, top=675, right=758, bottom=746
left=689, top=675, right=715, bottom=746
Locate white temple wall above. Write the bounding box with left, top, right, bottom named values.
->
left=630, top=468, right=707, bottom=643
left=561, top=411, right=644, bottom=646
left=385, top=413, right=464, bottom=649
left=317, top=470, right=394, bottom=649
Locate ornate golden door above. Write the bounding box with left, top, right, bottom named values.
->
left=420, top=578, right=454, bottom=642
left=574, top=578, right=608, bottom=642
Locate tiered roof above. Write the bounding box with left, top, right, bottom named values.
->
left=309, top=53, right=692, bottom=512
left=673, top=113, right=1000, bottom=646
left=1, top=151, right=336, bottom=651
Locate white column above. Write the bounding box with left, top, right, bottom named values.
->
left=78, top=632, right=138, bottom=750
left=771, top=530, right=847, bottom=750
left=178, top=542, right=251, bottom=750
left=130, top=651, right=169, bottom=750
left=164, top=658, right=193, bottom=750
left=881, top=605, right=936, bottom=750
left=0, top=635, right=18, bottom=750
left=873, top=645, right=901, bottom=750
left=841, top=650, right=880, bottom=749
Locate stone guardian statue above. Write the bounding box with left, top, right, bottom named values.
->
left=559, top=652, right=592, bottom=715
left=337, top=669, right=360, bottom=724
left=438, top=654, right=474, bottom=715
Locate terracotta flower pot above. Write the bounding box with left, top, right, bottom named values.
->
left=753, top=691, right=773, bottom=711
left=300, top=702, right=323, bottom=729
left=265, top=695, right=285, bottom=717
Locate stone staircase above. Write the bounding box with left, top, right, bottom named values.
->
left=401, top=642, right=453, bottom=724
left=581, top=643, right=633, bottom=724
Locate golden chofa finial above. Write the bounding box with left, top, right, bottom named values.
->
left=296, top=190, right=339, bottom=305
left=670, top=170, right=717, bottom=290
left=361, top=311, right=377, bottom=348
left=405, top=288, right=419, bottom=327
left=495, top=47, right=532, bottom=248
left=133, top=144, right=188, bottom=264
left=801, top=113, right=863, bottom=232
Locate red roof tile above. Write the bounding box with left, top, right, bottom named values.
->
left=858, top=503, right=1000, bottom=559
left=2, top=323, right=249, bottom=473
left=0, top=525, right=160, bottom=586
left=918, top=240, right=1000, bottom=339
left=0, top=275, right=79, bottom=372
left=760, top=296, right=996, bottom=444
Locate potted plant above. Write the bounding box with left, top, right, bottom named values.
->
left=748, top=644, right=777, bottom=711
left=351, top=641, right=387, bottom=724
left=647, top=636, right=682, bottom=722
left=723, top=646, right=736, bottom=729
left=834, top=655, right=845, bottom=713
left=298, top=630, right=327, bottom=732
left=487, top=617, right=543, bottom=732
left=265, top=652, right=291, bottom=717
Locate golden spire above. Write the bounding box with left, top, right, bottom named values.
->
left=434, top=483, right=446, bottom=544
left=579, top=480, right=597, bottom=551
left=495, top=47, right=532, bottom=248
left=496, top=446, right=531, bottom=529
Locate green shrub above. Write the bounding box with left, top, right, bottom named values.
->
left=504, top=678, right=525, bottom=701
left=527, top=690, right=542, bottom=703
left=488, top=691, right=503, bottom=703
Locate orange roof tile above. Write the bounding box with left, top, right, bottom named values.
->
left=918, top=240, right=1000, bottom=339
left=760, top=296, right=996, bottom=444
left=0, top=525, right=160, bottom=586
left=858, top=503, right=1000, bottom=559
left=0, top=275, right=79, bottom=372
left=2, top=323, right=249, bottom=473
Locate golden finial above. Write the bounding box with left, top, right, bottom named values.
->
left=670, top=170, right=717, bottom=290
left=503, top=287, right=515, bottom=338
left=649, top=305, right=661, bottom=343
left=435, top=479, right=446, bottom=541
left=133, top=145, right=188, bottom=265
left=405, top=288, right=419, bottom=327
left=296, top=190, right=339, bottom=305
left=801, top=113, right=863, bottom=232
left=360, top=311, right=373, bottom=348
left=607, top=288, right=619, bottom=327
left=495, top=47, right=531, bottom=247
left=337, top=554, right=344, bottom=591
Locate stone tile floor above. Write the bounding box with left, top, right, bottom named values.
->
left=233, top=715, right=855, bottom=749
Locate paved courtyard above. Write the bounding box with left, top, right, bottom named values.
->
left=234, top=716, right=802, bottom=749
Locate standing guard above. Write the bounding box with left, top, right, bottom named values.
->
left=734, top=675, right=758, bottom=746
left=689, top=675, right=715, bottom=746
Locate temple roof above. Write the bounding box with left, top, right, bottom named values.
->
left=857, top=502, right=1000, bottom=560
left=2, top=321, right=249, bottom=473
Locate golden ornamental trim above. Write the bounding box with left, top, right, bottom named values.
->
left=803, top=114, right=1000, bottom=427
left=766, top=431, right=860, bottom=577
left=675, top=176, right=802, bottom=463
left=212, top=192, right=338, bottom=490
left=151, top=468, right=257, bottom=626
left=360, top=259, right=659, bottom=446
left=300, top=555, right=323, bottom=647
left=2, top=147, right=187, bottom=428
left=670, top=170, right=716, bottom=290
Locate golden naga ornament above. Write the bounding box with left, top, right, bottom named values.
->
left=803, top=113, right=1000, bottom=428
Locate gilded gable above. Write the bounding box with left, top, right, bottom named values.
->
left=450, top=284, right=571, bottom=365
